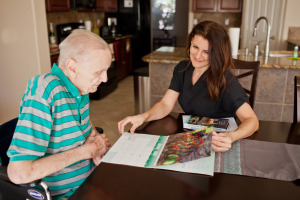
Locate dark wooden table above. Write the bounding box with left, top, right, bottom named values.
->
left=70, top=113, right=300, bottom=200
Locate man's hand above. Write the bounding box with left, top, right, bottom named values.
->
left=85, top=130, right=108, bottom=159
left=93, top=156, right=103, bottom=166
left=212, top=131, right=233, bottom=152
left=100, top=133, right=111, bottom=149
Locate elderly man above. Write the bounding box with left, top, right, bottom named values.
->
left=7, top=29, right=111, bottom=199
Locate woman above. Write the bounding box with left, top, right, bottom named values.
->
left=118, top=21, right=259, bottom=152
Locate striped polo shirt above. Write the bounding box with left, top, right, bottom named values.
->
left=7, top=64, right=95, bottom=199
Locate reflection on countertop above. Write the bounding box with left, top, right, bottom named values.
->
left=142, top=47, right=187, bottom=64
left=142, top=46, right=300, bottom=69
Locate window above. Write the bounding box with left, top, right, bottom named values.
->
left=152, top=0, right=176, bottom=31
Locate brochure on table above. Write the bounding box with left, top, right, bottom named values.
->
left=182, top=115, right=238, bottom=132
left=102, top=127, right=215, bottom=176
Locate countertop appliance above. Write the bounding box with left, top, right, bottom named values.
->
left=105, top=0, right=151, bottom=69
left=56, top=23, right=85, bottom=44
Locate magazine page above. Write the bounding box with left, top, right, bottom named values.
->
left=151, top=126, right=215, bottom=176
left=102, top=129, right=216, bottom=176
left=183, top=115, right=238, bottom=132
left=154, top=126, right=213, bottom=166
left=154, top=150, right=215, bottom=176
left=101, top=132, right=167, bottom=167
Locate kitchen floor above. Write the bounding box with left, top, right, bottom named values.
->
left=89, top=75, right=135, bottom=145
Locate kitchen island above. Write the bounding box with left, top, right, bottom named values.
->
left=142, top=46, right=300, bottom=122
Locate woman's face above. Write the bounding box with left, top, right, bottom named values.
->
left=190, top=35, right=209, bottom=70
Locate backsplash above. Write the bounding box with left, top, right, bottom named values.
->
left=193, top=12, right=242, bottom=30
left=288, top=27, right=300, bottom=40
left=46, top=10, right=105, bottom=44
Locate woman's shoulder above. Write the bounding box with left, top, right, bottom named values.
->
left=174, top=60, right=190, bottom=71
left=225, top=70, right=236, bottom=81
left=225, top=70, right=244, bottom=89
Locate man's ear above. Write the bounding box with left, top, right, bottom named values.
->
left=65, top=58, right=78, bottom=79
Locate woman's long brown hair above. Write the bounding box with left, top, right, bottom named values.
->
left=184, top=21, right=234, bottom=100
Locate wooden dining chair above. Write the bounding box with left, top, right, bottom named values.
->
left=287, top=76, right=300, bottom=144
left=233, top=59, right=260, bottom=108
left=293, top=76, right=300, bottom=123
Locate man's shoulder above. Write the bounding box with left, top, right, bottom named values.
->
left=26, top=72, right=64, bottom=99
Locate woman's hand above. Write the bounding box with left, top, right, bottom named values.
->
left=118, top=114, right=147, bottom=134
left=212, top=131, right=233, bottom=152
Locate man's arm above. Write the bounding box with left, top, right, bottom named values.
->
left=7, top=130, right=105, bottom=184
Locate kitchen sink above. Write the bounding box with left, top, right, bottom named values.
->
left=268, top=53, right=292, bottom=57
left=237, top=52, right=292, bottom=58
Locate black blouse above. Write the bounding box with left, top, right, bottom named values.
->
left=169, top=60, right=249, bottom=118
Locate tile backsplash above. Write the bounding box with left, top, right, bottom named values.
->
left=46, top=10, right=105, bottom=44
left=288, top=27, right=300, bottom=40
left=193, top=12, right=242, bottom=30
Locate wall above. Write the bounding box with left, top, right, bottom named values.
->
left=0, top=0, right=50, bottom=123
left=281, top=0, right=300, bottom=49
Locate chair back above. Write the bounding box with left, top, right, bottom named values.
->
left=0, top=118, right=18, bottom=165
left=233, top=59, right=260, bottom=108
left=294, top=76, right=300, bottom=123
left=287, top=76, right=300, bottom=144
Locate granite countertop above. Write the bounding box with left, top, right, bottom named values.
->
left=102, top=34, right=133, bottom=42
left=142, top=46, right=300, bottom=69
left=142, top=47, right=188, bottom=64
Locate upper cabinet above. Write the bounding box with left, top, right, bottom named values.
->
left=46, top=0, right=117, bottom=12
left=96, top=0, right=118, bottom=12
left=193, top=0, right=242, bottom=13
left=46, top=0, right=70, bottom=12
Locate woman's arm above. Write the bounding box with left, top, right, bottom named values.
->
left=118, top=89, right=179, bottom=134
left=212, top=102, right=259, bottom=152
left=228, top=102, right=259, bottom=141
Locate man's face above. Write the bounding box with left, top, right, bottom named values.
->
left=74, top=49, right=112, bottom=95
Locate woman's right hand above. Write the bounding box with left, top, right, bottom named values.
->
left=118, top=114, right=147, bottom=134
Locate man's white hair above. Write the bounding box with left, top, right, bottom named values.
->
left=58, top=29, right=110, bottom=66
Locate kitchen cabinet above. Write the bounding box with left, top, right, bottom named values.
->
left=115, top=37, right=132, bottom=81
left=193, top=0, right=242, bottom=13
left=50, top=54, right=59, bottom=67
left=96, top=0, right=118, bottom=12
left=45, top=0, right=70, bottom=12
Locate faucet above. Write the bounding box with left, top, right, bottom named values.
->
left=252, top=16, right=271, bottom=60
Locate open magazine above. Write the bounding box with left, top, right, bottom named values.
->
left=183, top=115, right=238, bottom=132
left=102, top=126, right=215, bottom=176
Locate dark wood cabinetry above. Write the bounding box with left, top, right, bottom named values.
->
left=193, top=0, right=217, bottom=12
left=96, top=0, right=118, bottom=12
left=193, top=0, right=242, bottom=13
left=115, top=37, right=132, bottom=81
left=50, top=54, right=59, bottom=67
left=45, top=0, right=70, bottom=12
